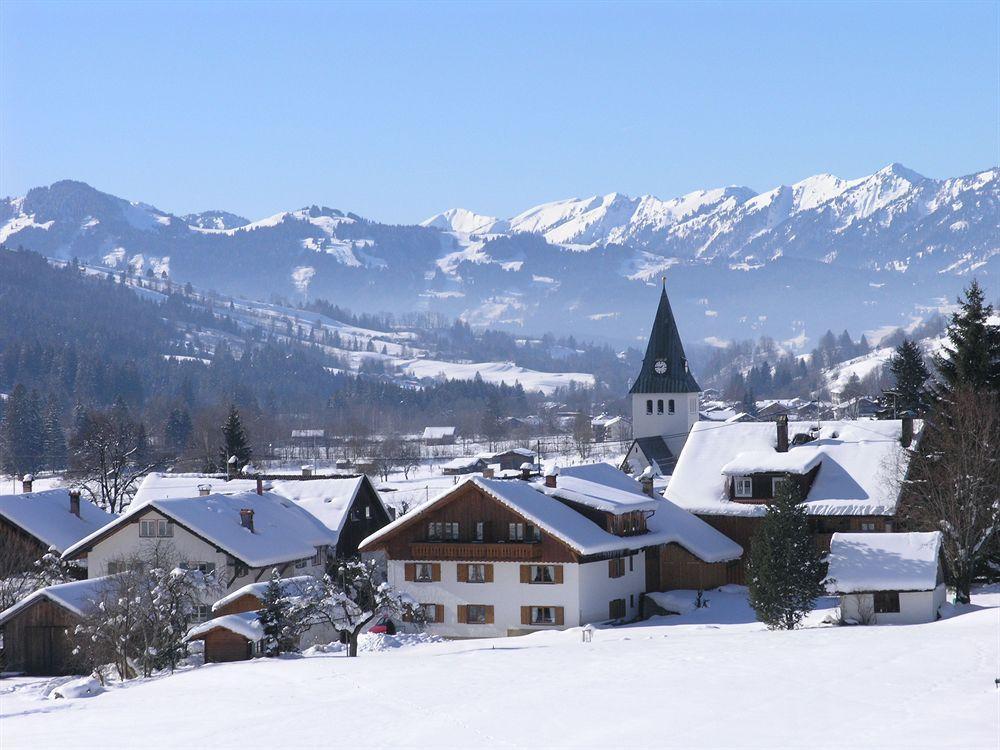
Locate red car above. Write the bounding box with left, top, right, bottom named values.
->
left=368, top=617, right=396, bottom=635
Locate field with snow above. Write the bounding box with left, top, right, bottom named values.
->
left=3, top=587, right=997, bottom=749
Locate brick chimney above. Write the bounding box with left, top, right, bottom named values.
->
left=198, top=484, right=211, bottom=496
left=544, top=464, right=559, bottom=488
left=776, top=415, right=789, bottom=453
left=256, top=475, right=264, bottom=495
left=900, top=415, right=914, bottom=448
left=239, top=508, right=255, bottom=533
left=21, top=474, right=33, bottom=493
left=520, top=463, right=532, bottom=481
left=69, top=489, right=81, bottom=518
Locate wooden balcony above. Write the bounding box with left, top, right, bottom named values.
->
left=410, top=541, right=542, bottom=561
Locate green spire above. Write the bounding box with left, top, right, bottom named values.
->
left=629, top=282, right=700, bottom=394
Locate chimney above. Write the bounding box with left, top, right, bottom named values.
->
left=520, top=463, right=532, bottom=481
left=901, top=415, right=914, bottom=448
left=776, top=415, right=789, bottom=453
left=239, top=508, right=255, bottom=533
left=21, top=474, right=33, bottom=493
left=256, top=475, right=264, bottom=495
left=639, top=466, right=655, bottom=497
left=69, top=489, right=81, bottom=518
left=544, top=464, right=559, bottom=488
left=483, top=466, right=495, bottom=479
left=198, top=484, right=211, bottom=496
left=301, top=465, right=313, bottom=478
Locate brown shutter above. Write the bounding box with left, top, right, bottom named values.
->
left=435, top=604, right=443, bottom=624
left=404, top=563, right=415, bottom=582
left=554, top=606, right=564, bottom=626
left=457, top=605, right=467, bottom=624
left=521, top=606, right=531, bottom=625
left=457, top=564, right=468, bottom=583
left=554, top=565, right=564, bottom=584
left=484, top=564, right=494, bottom=583
left=485, top=605, right=494, bottom=624
left=608, top=558, right=616, bottom=577
left=431, top=563, right=441, bottom=582
left=520, top=565, right=531, bottom=583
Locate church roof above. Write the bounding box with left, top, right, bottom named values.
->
left=630, top=284, right=700, bottom=394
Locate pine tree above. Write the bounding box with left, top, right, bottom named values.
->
left=164, top=408, right=193, bottom=453
left=0, top=385, right=44, bottom=475
left=41, top=398, right=68, bottom=471
left=746, top=480, right=827, bottom=630
left=219, top=405, right=252, bottom=468
left=933, top=279, right=1000, bottom=396
left=258, top=571, right=291, bottom=657
left=887, top=339, right=930, bottom=415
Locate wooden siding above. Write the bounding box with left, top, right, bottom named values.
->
left=371, top=483, right=578, bottom=563
left=214, top=593, right=263, bottom=617
left=201, top=629, right=254, bottom=662
left=658, top=543, right=731, bottom=590
left=0, top=598, right=83, bottom=675
left=334, top=478, right=394, bottom=559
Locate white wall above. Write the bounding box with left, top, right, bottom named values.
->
left=388, top=560, right=582, bottom=638
left=578, top=551, right=646, bottom=624
left=631, top=393, right=698, bottom=455
left=839, top=584, right=946, bottom=625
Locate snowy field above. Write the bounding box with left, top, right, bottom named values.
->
left=3, top=587, right=997, bottom=749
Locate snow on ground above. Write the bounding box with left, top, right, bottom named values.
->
left=3, top=587, right=997, bottom=749
left=398, top=358, right=594, bottom=395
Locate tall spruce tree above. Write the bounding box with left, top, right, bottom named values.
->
left=746, top=480, right=827, bottom=630
left=0, top=385, right=44, bottom=476
left=164, top=408, right=193, bottom=454
left=257, top=571, right=292, bottom=657
left=933, top=279, right=1000, bottom=396
left=887, top=339, right=930, bottom=415
left=219, top=405, right=252, bottom=468
left=41, top=397, right=68, bottom=470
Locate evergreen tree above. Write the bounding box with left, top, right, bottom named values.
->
left=933, top=279, right=1000, bottom=396
left=887, top=339, right=930, bottom=415
left=0, top=384, right=44, bottom=475
left=164, top=408, right=193, bottom=453
left=219, top=405, right=252, bottom=468
left=41, top=397, right=68, bottom=470
left=257, top=571, right=293, bottom=657
left=746, top=480, right=827, bottom=630
left=840, top=372, right=866, bottom=401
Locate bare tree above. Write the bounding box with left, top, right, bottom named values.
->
left=69, top=405, right=154, bottom=513
left=397, top=440, right=422, bottom=480
left=900, top=388, right=1000, bottom=603
left=573, top=413, right=593, bottom=460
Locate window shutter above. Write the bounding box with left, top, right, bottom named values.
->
left=457, top=605, right=467, bottom=624
left=485, top=605, right=494, bottom=624
left=520, top=565, right=531, bottom=583
left=457, top=564, right=468, bottom=583
left=521, top=606, right=531, bottom=625
left=404, top=563, right=415, bottom=582
left=431, top=563, right=441, bottom=582
left=484, top=564, right=494, bottom=583
left=554, top=606, right=564, bottom=626
left=554, top=565, right=564, bottom=584
left=435, top=604, right=443, bottom=623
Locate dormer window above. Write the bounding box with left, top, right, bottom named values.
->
left=734, top=477, right=753, bottom=498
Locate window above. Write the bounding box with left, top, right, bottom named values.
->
left=689, top=395, right=698, bottom=414
left=192, top=604, right=213, bottom=623
left=466, top=605, right=488, bottom=624
left=311, top=547, right=324, bottom=566
left=474, top=521, right=485, bottom=542
left=365, top=505, right=372, bottom=519
left=420, top=603, right=439, bottom=623
left=428, top=522, right=442, bottom=540
left=531, top=606, right=555, bottom=625
left=668, top=399, right=675, bottom=414
left=467, top=564, right=486, bottom=583
left=444, top=522, right=459, bottom=541
left=609, top=557, right=625, bottom=578
left=139, top=518, right=173, bottom=538
left=107, top=561, right=123, bottom=575
left=609, top=598, right=626, bottom=619
left=771, top=477, right=790, bottom=496
left=629, top=594, right=635, bottom=608
left=860, top=522, right=876, bottom=532
left=233, top=561, right=249, bottom=578
left=884, top=521, right=894, bottom=533
left=509, top=522, right=524, bottom=541
left=734, top=477, right=753, bottom=498
left=873, top=591, right=900, bottom=614
left=531, top=565, right=555, bottom=584
left=415, top=563, right=435, bottom=582
left=295, top=559, right=308, bottom=569
left=657, top=399, right=664, bottom=414
left=646, top=399, right=653, bottom=415
left=182, top=561, right=216, bottom=575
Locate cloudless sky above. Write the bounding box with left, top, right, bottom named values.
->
left=1, top=1, right=997, bottom=223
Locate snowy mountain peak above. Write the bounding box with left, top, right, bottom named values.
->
left=420, top=208, right=501, bottom=235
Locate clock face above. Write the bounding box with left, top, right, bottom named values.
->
left=654, top=359, right=668, bottom=375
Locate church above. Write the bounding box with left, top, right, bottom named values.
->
left=623, top=280, right=701, bottom=476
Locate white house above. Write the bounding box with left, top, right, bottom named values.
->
left=827, top=531, right=946, bottom=625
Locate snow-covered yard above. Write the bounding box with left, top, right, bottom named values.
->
left=3, top=587, right=997, bottom=749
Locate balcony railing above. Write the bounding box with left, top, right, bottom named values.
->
left=410, top=541, right=542, bottom=561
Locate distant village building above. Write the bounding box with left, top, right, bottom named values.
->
left=591, top=414, right=631, bottom=442
left=827, top=532, right=945, bottom=625
left=622, top=281, right=701, bottom=477
left=487, top=448, right=537, bottom=472
left=441, top=456, right=489, bottom=476
left=422, top=426, right=458, bottom=445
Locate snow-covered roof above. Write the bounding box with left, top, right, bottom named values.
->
left=666, top=420, right=922, bottom=517
left=827, top=532, right=942, bottom=593
left=64, top=491, right=336, bottom=567
left=440, top=456, right=485, bottom=470
left=541, top=463, right=659, bottom=514
left=0, top=489, right=117, bottom=552
left=133, top=473, right=257, bottom=506
left=360, top=473, right=741, bottom=561
left=212, top=575, right=318, bottom=612
left=185, top=611, right=263, bottom=642
left=422, top=426, right=456, bottom=439
left=493, top=447, right=536, bottom=457
left=0, top=576, right=113, bottom=625
left=720, top=449, right=824, bottom=476
left=291, top=429, right=325, bottom=438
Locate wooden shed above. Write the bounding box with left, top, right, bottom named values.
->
left=185, top=612, right=263, bottom=663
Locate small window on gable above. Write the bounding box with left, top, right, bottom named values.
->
left=668, top=399, right=675, bottom=414
left=365, top=505, right=372, bottom=519
left=734, top=476, right=753, bottom=498
left=474, top=522, right=484, bottom=541
left=657, top=399, right=664, bottom=414
left=646, top=399, right=653, bottom=415
left=509, top=522, right=524, bottom=541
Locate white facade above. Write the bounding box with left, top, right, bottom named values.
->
left=389, top=552, right=646, bottom=638
left=631, top=392, right=699, bottom=455
left=839, top=584, right=947, bottom=625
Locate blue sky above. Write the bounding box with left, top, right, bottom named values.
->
left=1, top=1, right=996, bottom=223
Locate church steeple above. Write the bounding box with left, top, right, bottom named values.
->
left=630, top=280, right=700, bottom=395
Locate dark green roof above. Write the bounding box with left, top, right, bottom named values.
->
left=629, top=284, right=701, bottom=394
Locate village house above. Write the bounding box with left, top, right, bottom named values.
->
left=441, top=456, right=489, bottom=476
left=591, top=414, right=631, bottom=443
left=422, top=426, right=457, bottom=445
left=663, top=415, right=922, bottom=582
left=826, top=531, right=946, bottom=625
left=358, top=463, right=740, bottom=638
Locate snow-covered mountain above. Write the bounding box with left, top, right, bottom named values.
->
left=1, top=166, right=995, bottom=348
